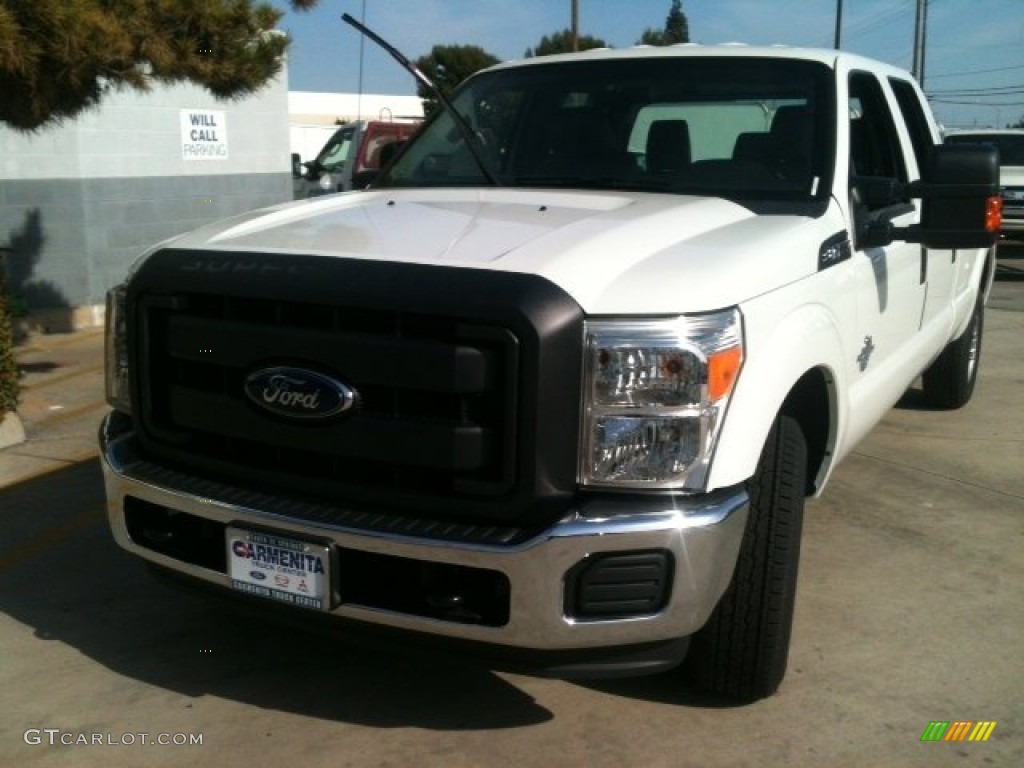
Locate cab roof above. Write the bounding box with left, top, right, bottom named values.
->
left=486, top=44, right=913, bottom=80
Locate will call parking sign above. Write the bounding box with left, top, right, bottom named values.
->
left=180, top=109, right=228, bottom=160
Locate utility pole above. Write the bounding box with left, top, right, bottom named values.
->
left=834, top=0, right=843, bottom=49
left=571, top=0, right=579, bottom=52
left=912, top=0, right=929, bottom=87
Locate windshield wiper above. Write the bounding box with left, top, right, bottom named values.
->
left=341, top=13, right=498, bottom=186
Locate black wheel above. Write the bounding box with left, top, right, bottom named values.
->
left=921, top=297, right=984, bottom=409
left=683, top=415, right=807, bottom=703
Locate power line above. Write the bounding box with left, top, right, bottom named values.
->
left=927, top=63, right=1024, bottom=80
left=927, top=86, right=1024, bottom=96
left=843, top=0, right=915, bottom=41
left=824, top=1, right=916, bottom=51
left=929, top=98, right=1024, bottom=107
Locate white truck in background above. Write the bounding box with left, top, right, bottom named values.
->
left=102, top=45, right=1001, bottom=703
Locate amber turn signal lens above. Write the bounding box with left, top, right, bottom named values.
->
left=986, top=196, right=1003, bottom=233
left=708, top=345, right=743, bottom=402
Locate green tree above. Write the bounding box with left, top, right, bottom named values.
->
left=638, top=0, right=690, bottom=46
left=524, top=29, right=609, bottom=57
left=414, top=44, right=500, bottom=116
left=0, top=0, right=318, bottom=132
left=1009, top=116, right=1024, bottom=129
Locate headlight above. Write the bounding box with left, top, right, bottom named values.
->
left=581, top=310, right=744, bottom=490
left=105, top=284, right=131, bottom=413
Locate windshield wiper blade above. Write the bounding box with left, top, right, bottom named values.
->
left=341, top=13, right=498, bottom=186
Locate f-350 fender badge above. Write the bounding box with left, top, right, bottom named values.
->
left=856, top=336, right=875, bottom=372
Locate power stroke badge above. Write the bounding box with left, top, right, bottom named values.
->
left=244, top=366, right=356, bottom=420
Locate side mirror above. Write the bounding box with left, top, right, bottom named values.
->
left=904, top=144, right=1001, bottom=249
left=850, top=176, right=914, bottom=249
left=301, top=159, right=324, bottom=181
left=291, top=153, right=302, bottom=179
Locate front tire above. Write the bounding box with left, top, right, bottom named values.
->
left=921, top=297, right=984, bottom=409
left=683, top=415, right=807, bottom=703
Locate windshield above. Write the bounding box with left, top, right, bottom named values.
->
left=945, top=133, right=1024, bottom=166
left=315, top=125, right=357, bottom=171
left=380, top=56, right=835, bottom=203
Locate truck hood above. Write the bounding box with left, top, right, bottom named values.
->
left=166, top=187, right=833, bottom=314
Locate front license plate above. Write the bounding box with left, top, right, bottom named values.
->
left=226, top=527, right=331, bottom=611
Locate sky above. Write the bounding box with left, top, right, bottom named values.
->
left=271, top=0, right=1024, bottom=130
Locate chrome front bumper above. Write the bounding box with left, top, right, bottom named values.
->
left=100, top=412, right=747, bottom=653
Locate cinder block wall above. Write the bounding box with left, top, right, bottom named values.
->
left=1, top=74, right=293, bottom=331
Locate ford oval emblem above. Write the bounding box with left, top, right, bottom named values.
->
left=249, top=570, right=267, bottom=581
left=244, top=366, right=356, bottom=420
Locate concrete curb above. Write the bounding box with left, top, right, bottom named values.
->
left=0, top=411, right=26, bottom=449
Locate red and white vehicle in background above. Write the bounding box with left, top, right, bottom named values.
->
left=293, top=118, right=421, bottom=197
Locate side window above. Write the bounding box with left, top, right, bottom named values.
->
left=848, top=72, right=908, bottom=205
left=889, top=77, right=936, bottom=175
left=318, top=128, right=355, bottom=171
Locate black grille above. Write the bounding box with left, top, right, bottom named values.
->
left=129, top=250, right=585, bottom=525
left=139, top=294, right=517, bottom=497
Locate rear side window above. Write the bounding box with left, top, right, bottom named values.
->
left=888, top=77, right=936, bottom=175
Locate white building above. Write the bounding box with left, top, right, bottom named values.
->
left=1, top=77, right=292, bottom=331
left=288, top=91, right=423, bottom=126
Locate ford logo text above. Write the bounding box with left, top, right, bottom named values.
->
left=244, top=367, right=356, bottom=420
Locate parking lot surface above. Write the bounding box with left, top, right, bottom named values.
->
left=1, top=253, right=1022, bottom=767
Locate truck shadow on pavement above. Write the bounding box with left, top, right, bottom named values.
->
left=0, top=460, right=554, bottom=730
left=893, top=386, right=944, bottom=411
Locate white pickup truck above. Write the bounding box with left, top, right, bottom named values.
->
left=101, top=45, right=1001, bottom=702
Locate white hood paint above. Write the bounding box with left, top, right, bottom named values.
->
left=165, top=188, right=834, bottom=314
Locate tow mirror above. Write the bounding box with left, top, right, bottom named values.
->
left=904, top=144, right=1001, bottom=249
